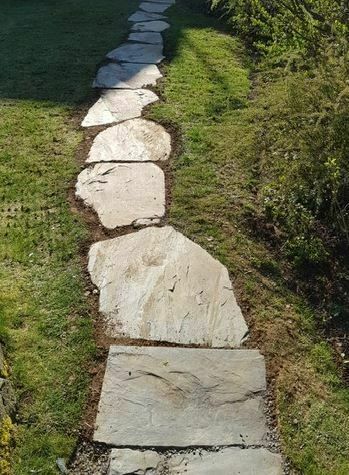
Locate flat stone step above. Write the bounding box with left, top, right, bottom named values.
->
left=87, top=119, right=171, bottom=163
left=148, top=0, right=175, bottom=3
left=131, top=20, right=170, bottom=32
left=128, top=31, right=163, bottom=45
left=128, top=10, right=166, bottom=22
left=93, top=63, right=162, bottom=89
left=81, top=89, right=159, bottom=127
left=94, top=346, right=267, bottom=447
left=140, top=1, right=172, bottom=13
left=76, top=163, right=165, bottom=228
left=88, top=226, right=248, bottom=346
left=107, top=42, right=164, bottom=64
left=108, top=448, right=283, bottom=475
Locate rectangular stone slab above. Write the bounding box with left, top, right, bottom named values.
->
left=94, top=346, right=267, bottom=447
left=108, top=448, right=283, bottom=475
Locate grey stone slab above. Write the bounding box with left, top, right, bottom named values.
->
left=88, top=226, right=248, bottom=346
left=81, top=89, right=159, bottom=127
left=128, top=31, right=163, bottom=45
left=108, top=448, right=283, bottom=475
left=76, top=163, right=165, bottom=228
left=140, top=2, right=172, bottom=13
left=148, top=0, right=175, bottom=3
left=107, top=42, right=164, bottom=64
left=94, top=346, right=267, bottom=447
left=93, top=63, right=162, bottom=89
left=87, top=119, right=171, bottom=163
left=128, top=10, right=165, bottom=22
left=131, top=21, right=170, bottom=32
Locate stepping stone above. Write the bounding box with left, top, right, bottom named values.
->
left=140, top=2, right=172, bottom=13
left=93, top=63, right=162, bottom=89
left=88, top=226, right=248, bottom=346
left=81, top=89, right=158, bottom=127
left=128, top=10, right=165, bottom=22
left=149, top=0, right=175, bottom=3
left=94, top=346, right=267, bottom=446
left=87, top=119, right=171, bottom=163
left=107, top=43, right=164, bottom=64
left=131, top=20, right=170, bottom=32
left=128, top=31, right=163, bottom=45
left=76, top=163, right=165, bottom=228
left=108, top=448, right=283, bottom=475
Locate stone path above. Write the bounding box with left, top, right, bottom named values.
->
left=77, top=1, right=283, bottom=473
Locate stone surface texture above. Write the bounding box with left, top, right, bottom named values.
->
left=131, top=21, right=170, bottom=32
left=128, top=11, right=165, bottom=22
left=94, top=346, right=267, bottom=447
left=108, top=448, right=283, bottom=475
left=128, top=31, right=163, bottom=45
left=93, top=63, right=162, bottom=89
left=87, top=119, right=171, bottom=163
left=88, top=226, right=248, bottom=346
left=107, top=42, right=164, bottom=64
left=81, top=89, right=159, bottom=127
left=76, top=163, right=165, bottom=228
left=140, top=2, right=172, bottom=13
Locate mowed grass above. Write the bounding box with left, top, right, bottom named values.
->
left=0, top=0, right=138, bottom=473
left=148, top=1, right=349, bottom=473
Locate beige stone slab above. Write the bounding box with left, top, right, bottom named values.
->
left=88, top=226, right=248, bottom=346
left=140, top=2, right=172, bottom=13
left=107, top=42, right=164, bottom=64
left=128, top=10, right=165, bottom=22
left=81, top=89, right=159, bottom=127
left=94, top=346, right=267, bottom=447
left=93, top=63, right=162, bottom=89
left=76, top=163, right=165, bottom=228
left=131, top=21, right=170, bottom=32
left=108, top=448, right=283, bottom=475
left=87, top=119, right=171, bottom=163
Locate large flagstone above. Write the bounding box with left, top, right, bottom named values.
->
left=81, top=89, right=158, bottom=127
left=128, top=31, right=163, bottom=45
left=76, top=163, right=165, bottom=228
left=88, top=226, right=248, bottom=346
left=93, top=63, right=162, bottom=89
left=139, top=2, right=172, bottom=13
left=94, top=346, right=267, bottom=447
left=108, top=448, right=283, bottom=475
left=87, top=119, right=171, bottom=163
left=128, top=10, right=165, bottom=22
left=131, top=21, right=170, bottom=32
left=107, top=42, right=164, bottom=64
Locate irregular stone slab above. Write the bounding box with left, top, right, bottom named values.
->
left=87, top=119, right=171, bottom=163
left=93, top=63, right=162, bottom=89
left=88, top=226, right=248, bottom=346
left=131, top=21, right=170, bottom=32
left=107, top=43, right=164, bottom=64
left=108, top=448, right=283, bottom=475
left=149, top=0, right=175, bottom=3
left=140, top=2, right=172, bottom=13
left=128, top=10, right=165, bottom=22
left=81, top=89, right=158, bottom=127
left=94, top=346, right=267, bottom=446
left=128, top=31, right=163, bottom=45
left=76, top=163, right=165, bottom=228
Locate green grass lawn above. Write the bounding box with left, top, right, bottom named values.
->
left=0, top=0, right=138, bottom=473
left=148, top=1, right=349, bottom=473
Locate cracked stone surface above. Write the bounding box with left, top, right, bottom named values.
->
left=128, top=31, right=163, bottom=45
left=76, top=163, right=165, bottom=228
left=131, top=21, right=170, bottom=32
left=140, top=2, right=172, bottom=13
left=107, top=42, right=164, bottom=64
left=88, top=226, right=248, bottom=346
left=108, top=448, right=283, bottom=475
left=81, top=89, right=159, bottom=127
left=93, top=63, right=162, bottom=89
left=128, top=10, right=166, bottom=22
left=87, top=119, right=171, bottom=163
left=94, top=346, right=267, bottom=447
